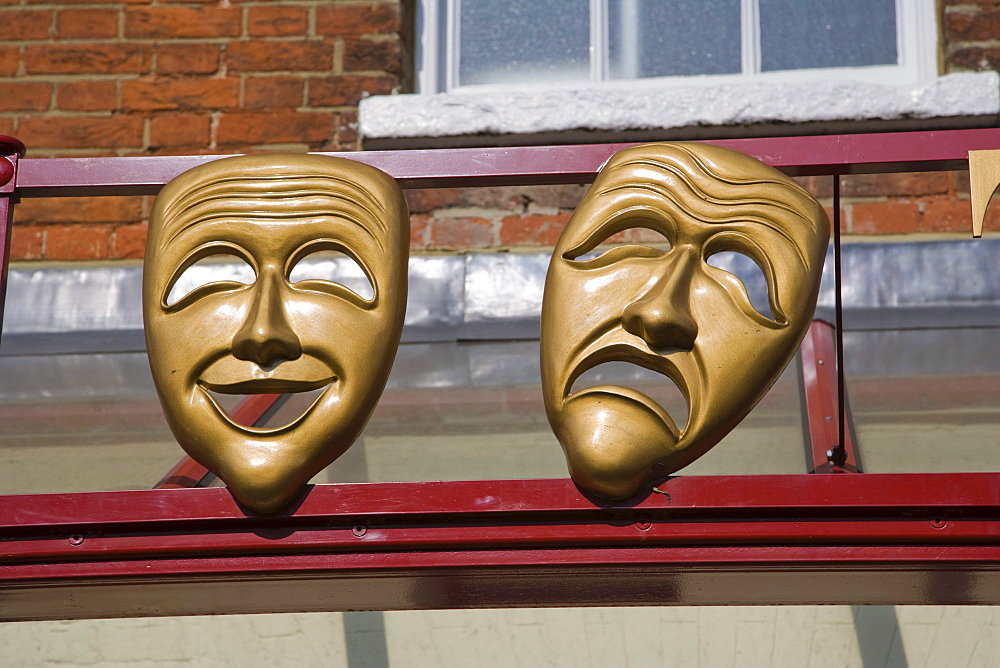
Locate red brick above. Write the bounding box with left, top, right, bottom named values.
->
left=56, top=80, right=116, bottom=112
left=150, top=112, right=210, bottom=148
left=216, top=110, right=333, bottom=145
left=851, top=201, right=922, bottom=234
left=228, top=40, right=333, bottom=73
left=500, top=213, right=569, bottom=246
left=0, top=10, right=51, bottom=40
left=409, top=213, right=429, bottom=249
left=18, top=115, right=144, bottom=149
left=121, top=78, right=239, bottom=111
left=947, top=46, right=1000, bottom=71
left=428, top=216, right=495, bottom=249
left=404, top=188, right=462, bottom=213
left=0, top=82, right=50, bottom=112
left=9, top=224, right=44, bottom=261
left=343, top=37, right=401, bottom=74
left=842, top=172, right=952, bottom=198
left=16, top=195, right=144, bottom=224
left=0, top=46, right=18, bottom=77
left=111, top=223, right=147, bottom=259
left=23, top=43, right=151, bottom=75
left=954, top=169, right=970, bottom=195
left=945, top=8, right=1000, bottom=42
left=124, top=7, right=240, bottom=39
left=520, top=184, right=587, bottom=210
left=0, top=118, right=13, bottom=136
left=45, top=224, right=112, bottom=261
left=156, top=43, right=219, bottom=76
left=248, top=6, right=308, bottom=37
left=336, top=110, right=358, bottom=147
left=56, top=8, right=117, bottom=40
left=923, top=197, right=973, bottom=233
left=793, top=175, right=834, bottom=199
left=244, top=76, right=304, bottom=109
left=316, top=3, right=400, bottom=36
left=308, top=74, right=397, bottom=106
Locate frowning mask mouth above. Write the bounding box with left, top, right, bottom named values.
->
left=567, top=358, right=690, bottom=438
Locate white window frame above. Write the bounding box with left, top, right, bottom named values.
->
left=417, top=0, right=938, bottom=95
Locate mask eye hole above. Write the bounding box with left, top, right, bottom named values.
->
left=288, top=248, right=375, bottom=301
left=166, top=252, right=255, bottom=307
left=706, top=250, right=775, bottom=320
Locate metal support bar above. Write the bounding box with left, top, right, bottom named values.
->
left=13, top=129, right=1000, bottom=197
left=799, top=320, right=862, bottom=473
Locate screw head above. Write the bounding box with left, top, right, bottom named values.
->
left=352, top=524, right=367, bottom=537
left=68, top=535, right=84, bottom=546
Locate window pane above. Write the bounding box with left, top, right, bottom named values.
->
left=609, top=0, right=741, bottom=79
left=759, top=0, right=897, bottom=72
left=458, top=0, right=590, bottom=86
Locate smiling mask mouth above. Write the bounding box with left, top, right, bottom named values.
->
left=203, top=386, right=329, bottom=428
left=568, top=360, right=689, bottom=437
left=197, top=355, right=338, bottom=432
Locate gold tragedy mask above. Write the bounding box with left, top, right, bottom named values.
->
left=143, top=154, right=408, bottom=513
left=541, top=143, right=829, bottom=499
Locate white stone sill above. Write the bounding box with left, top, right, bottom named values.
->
left=359, top=72, right=1000, bottom=149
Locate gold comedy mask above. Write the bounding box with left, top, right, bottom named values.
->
left=144, top=154, right=408, bottom=513
left=541, top=143, right=828, bottom=498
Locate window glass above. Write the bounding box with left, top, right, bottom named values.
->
left=759, top=0, right=897, bottom=72
left=458, top=0, right=590, bottom=86
left=609, top=0, right=741, bottom=79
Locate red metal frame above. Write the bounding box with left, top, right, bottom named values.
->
left=2, top=129, right=1000, bottom=618
left=3, top=474, right=1000, bottom=619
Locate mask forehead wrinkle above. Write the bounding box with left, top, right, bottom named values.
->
left=597, top=165, right=819, bottom=267
left=163, top=173, right=387, bottom=222
left=160, top=185, right=389, bottom=253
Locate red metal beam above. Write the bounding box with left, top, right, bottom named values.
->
left=13, top=129, right=1000, bottom=197
left=3, top=473, right=1000, bottom=619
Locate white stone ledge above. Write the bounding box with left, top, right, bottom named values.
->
left=359, top=72, right=1000, bottom=148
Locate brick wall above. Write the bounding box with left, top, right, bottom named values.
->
left=2, top=0, right=406, bottom=261
left=2, top=0, right=998, bottom=261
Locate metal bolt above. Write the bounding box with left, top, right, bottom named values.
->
left=817, top=359, right=825, bottom=365
left=352, top=524, right=367, bottom=537
left=635, top=518, right=652, bottom=531
left=824, top=416, right=833, bottom=421
left=930, top=517, right=947, bottom=529
left=68, top=535, right=84, bottom=546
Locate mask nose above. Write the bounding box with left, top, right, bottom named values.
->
left=622, top=247, right=698, bottom=351
left=232, top=271, right=302, bottom=367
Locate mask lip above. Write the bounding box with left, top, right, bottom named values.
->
left=195, top=380, right=337, bottom=436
